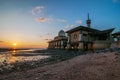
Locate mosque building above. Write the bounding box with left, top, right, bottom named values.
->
left=111, top=31, right=120, bottom=48
left=48, top=30, right=68, bottom=49
left=48, top=14, right=115, bottom=50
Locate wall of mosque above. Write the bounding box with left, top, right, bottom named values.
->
left=69, top=31, right=80, bottom=43
left=92, top=40, right=110, bottom=50
left=48, top=40, right=67, bottom=49
left=69, top=30, right=92, bottom=43
left=78, top=42, right=84, bottom=50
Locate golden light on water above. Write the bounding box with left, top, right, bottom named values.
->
left=13, top=50, right=16, bottom=53
left=12, top=50, right=17, bottom=55
left=8, top=56, right=17, bottom=64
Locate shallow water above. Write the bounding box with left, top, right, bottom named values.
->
left=0, top=49, right=50, bottom=65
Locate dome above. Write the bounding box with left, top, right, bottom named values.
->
left=58, top=30, right=65, bottom=36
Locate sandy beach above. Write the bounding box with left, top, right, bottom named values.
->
left=0, top=49, right=120, bottom=80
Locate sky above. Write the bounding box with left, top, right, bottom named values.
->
left=0, top=0, right=120, bottom=48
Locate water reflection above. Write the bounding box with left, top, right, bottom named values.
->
left=12, top=49, right=17, bottom=55
left=8, top=55, right=18, bottom=64
left=6, top=49, right=18, bottom=64
left=0, top=49, right=50, bottom=64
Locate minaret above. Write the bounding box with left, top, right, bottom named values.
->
left=86, top=13, right=91, bottom=28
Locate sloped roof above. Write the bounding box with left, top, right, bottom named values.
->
left=112, top=31, right=120, bottom=35
left=66, top=26, right=100, bottom=33
left=97, top=28, right=115, bottom=34
left=66, top=26, right=114, bottom=34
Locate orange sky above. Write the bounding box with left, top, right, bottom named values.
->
left=0, top=40, right=48, bottom=48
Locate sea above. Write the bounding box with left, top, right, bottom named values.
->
left=0, top=49, right=50, bottom=65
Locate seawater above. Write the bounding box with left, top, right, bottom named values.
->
left=0, top=49, right=50, bottom=65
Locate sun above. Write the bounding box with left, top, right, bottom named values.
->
left=13, top=43, right=17, bottom=46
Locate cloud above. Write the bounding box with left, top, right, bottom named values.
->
left=64, top=24, right=75, bottom=29
left=32, top=6, right=68, bottom=23
left=64, top=20, right=82, bottom=30
left=76, top=20, right=82, bottom=25
left=31, top=6, right=44, bottom=15
left=57, top=19, right=67, bottom=23
left=32, top=6, right=53, bottom=23
left=35, top=17, right=53, bottom=22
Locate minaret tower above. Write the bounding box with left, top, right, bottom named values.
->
left=86, top=13, right=91, bottom=28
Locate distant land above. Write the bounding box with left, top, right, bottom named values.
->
left=0, top=48, right=29, bottom=52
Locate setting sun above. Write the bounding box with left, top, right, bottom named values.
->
left=13, top=43, right=17, bottom=46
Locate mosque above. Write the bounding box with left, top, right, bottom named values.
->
left=48, top=30, right=68, bottom=49
left=111, top=31, right=120, bottom=48
left=48, top=14, right=117, bottom=50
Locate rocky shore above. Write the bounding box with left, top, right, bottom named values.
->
left=0, top=49, right=85, bottom=75
left=0, top=48, right=120, bottom=80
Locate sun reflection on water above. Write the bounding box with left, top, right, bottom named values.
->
left=8, top=55, right=18, bottom=64
left=7, top=49, right=18, bottom=63
left=12, top=49, right=17, bottom=55
left=0, top=49, right=50, bottom=65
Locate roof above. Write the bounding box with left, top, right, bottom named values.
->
left=58, top=30, right=65, bottom=37
left=66, top=26, right=100, bottom=33
left=97, top=28, right=115, bottom=34
left=112, top=31, right=120, bottom=35
left=66, top=26, right=114, bottom=34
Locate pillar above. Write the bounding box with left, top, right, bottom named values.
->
left=78, top=42, right=84, bottom=50
left=61, top=40, right=64, bottom=49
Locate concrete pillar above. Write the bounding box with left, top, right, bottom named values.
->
left=57, top=41, right=59, bottom=49
left=78, top=42, right=84, bottom=50
left=59, top=41, right=61, bottom=49
left=67, top=34, right=70, bottom=43
left=56, top=41, right=58, bottom=49
left=88, top=43, right=92, bottom=50
left=61, top=40, right=64, bottom=49
left=66, top=43, right=72, bottom=50
left=74, top=45, right=78, bottom=50
left=79, top=31, right=83, bottom=41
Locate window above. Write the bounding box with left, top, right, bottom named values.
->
left=74, top=34, right=77, bottom=39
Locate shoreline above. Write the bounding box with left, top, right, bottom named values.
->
left=0, top=49, right=86, bottom=75
left=0, top=48, right=120, bottom=75
left=0, top=48, right=36, bottom=53
left=0, top=48, right=119, bottom=80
